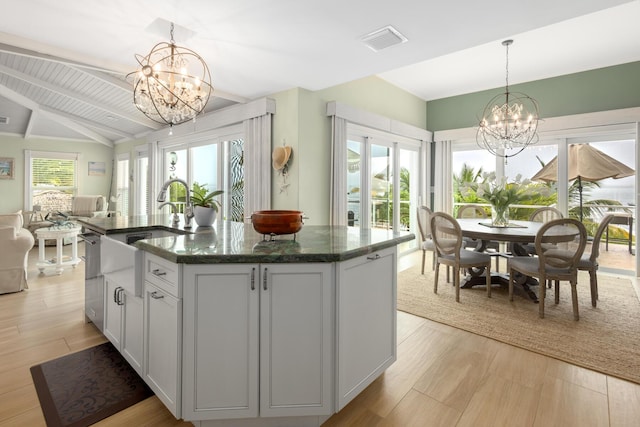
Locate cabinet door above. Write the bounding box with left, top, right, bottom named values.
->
left=260, top=263, right=334, bottom=417
left=144, top=282, right=181, bottom=418
left=182, top=264, right=259, bottom=421
left=103, top=277, right=122, bottom=349
left=336, top=247, right=397, bottom=410
left=122, top=292, right=144, bottom=376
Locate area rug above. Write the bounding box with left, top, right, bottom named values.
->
left=30, top=342, right=153, bottom=427
left=397, top=266, right=640, bottom=385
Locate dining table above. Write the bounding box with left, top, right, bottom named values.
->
left=456, top=218, right=579, bottom=302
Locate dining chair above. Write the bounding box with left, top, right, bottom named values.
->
left=456, top=204, right=487, bottom=219
left=508, top=218, right=587, bottom=320
left=431, top=212, right=492, bottom=302
left=523, top=206, right=564, bottom=257
left=416, top=206, right=436, bottom=274
left=577, top=214, right=616, bottom=307
left=529, top=206, right=563, bottom=223
left=456, top=204, right=502, bottom=269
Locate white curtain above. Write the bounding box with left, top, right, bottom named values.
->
left=243, top=114, right=272, bottom=216
left=434, top=140, right=453, bottom=214
left=330, top=116, right=348, bottom=226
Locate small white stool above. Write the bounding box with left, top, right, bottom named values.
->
left=35, top=225, right=82, bottom=275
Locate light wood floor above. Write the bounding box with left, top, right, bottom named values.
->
left=1, top=245, right=639, bottom=426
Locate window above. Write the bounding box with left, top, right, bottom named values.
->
left=26, top=151, right=78, bottom=213
left=116, top=153, right=130, bottom=216
left=134, top=147, right=149, bottom=216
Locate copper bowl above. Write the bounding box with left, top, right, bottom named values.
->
left=250, top=210, right=304, bottom=235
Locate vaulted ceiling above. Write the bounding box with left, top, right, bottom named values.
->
left=0, top=0, right=638, bottom=147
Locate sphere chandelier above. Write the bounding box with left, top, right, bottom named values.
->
left=129, top=22, right=213, bottom=127
left=477, top=40, right=539, bottom=159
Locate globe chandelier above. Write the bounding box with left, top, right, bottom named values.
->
left=476, top=39, right=539, bottom=159
left=129, top=22, right=213, bottom=129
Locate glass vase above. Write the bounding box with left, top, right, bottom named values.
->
left=491, top=205, right=509, bottom=227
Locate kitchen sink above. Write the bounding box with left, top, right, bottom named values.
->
left=101, top=227, right=192, bottom=297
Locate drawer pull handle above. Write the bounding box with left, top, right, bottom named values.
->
left=251, top=267, right=256, bottom=291
left=367, top=254, right=381, bottom=261
left=263, top=267, right=268, bottom=291
left=150, top=291, right=164, bottom=299
left=152, top=269, right=167, bottom=276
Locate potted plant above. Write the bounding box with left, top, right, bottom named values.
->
left=190, top=182, right=224, bottom=227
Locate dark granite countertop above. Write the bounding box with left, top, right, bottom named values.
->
left=78, top=215, right=415, bottom=264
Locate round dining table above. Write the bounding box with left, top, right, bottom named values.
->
left=456, top=218, right=579, bottom=302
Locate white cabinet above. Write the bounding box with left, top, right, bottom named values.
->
left=182, top=264, right=259, bottom=420
left=143, top=250, right=183, bottom=419
left=260, top=263, right=333, bottom=417
left=144, top=281, right=182, bottom=418
left=103, top=275, right=144, bottom=375
left=182, top=263, right=333, bottom=421
left=336, top=247, right=397, bottom=410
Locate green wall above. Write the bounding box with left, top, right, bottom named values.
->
left=0, top=135, right=114, bottom=213
left=271, top=75, right=427, bottom=225
left=426, top=61, right=640, bottom=131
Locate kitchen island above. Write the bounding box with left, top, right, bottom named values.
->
left=79, top=216, right=414, bottom=427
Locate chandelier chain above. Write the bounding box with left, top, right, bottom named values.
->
left=170, top=22, right=175, bottom=44
left=505, top=41, right=509, bottom=94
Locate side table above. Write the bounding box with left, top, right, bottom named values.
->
left=35, top=225, right=82, bottom=274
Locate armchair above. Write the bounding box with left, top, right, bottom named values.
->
left=64, top=195, right=108, bottom=220
left=0, top=211, right=35, bottom=294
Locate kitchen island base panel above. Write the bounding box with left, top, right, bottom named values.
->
left=194, top=415, right=330, bottom=427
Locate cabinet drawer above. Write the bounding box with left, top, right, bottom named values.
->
left=144, top=253, right=181, bottom=298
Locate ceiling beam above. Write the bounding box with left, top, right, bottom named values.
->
left=40, top=106, right=135, bottom=140
left=0, top=84, right=112, bottom=146
left=40, top=106, right=113, bottom=147
left=24, top=109, right=36, bottom=139
left=0, top=33, right=130, bottom=75
left=0, top=63, right=159, bottom=129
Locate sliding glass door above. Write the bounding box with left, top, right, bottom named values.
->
left=346, top=126, right=421, bottom=253
left=159, top=131, right=244, bottom=222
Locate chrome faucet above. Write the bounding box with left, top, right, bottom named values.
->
left=158, top=201, right=180, bottom=226
left=157, top=178, right=194, bottom=228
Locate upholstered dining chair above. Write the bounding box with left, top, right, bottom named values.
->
left=577, top=214, right=616, bottom=307
left=456, top=204, right=487, bottom=219
left=522, top=206, right=564, bottom=257
left=416, top=206, right=436, bottom=274
left=430, top=212, right=492, bottom=302
left=508, top=218, right=587, bottom=320
left=529, top=206, right=563, bottom=223
left=456, top=204, right=502, bottom=269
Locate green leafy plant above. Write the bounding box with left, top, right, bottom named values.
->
left=190, top=182, right=224, bottom=210
left=461, top=172, right=551, bottom=210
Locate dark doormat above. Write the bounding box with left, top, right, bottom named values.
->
left=30, top=342, right=154, bottom=427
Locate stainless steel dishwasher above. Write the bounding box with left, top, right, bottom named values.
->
left=80, top=232, right=104, bottom=331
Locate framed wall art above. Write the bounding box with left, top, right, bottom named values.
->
left=0, top=157, right=14, bottom=179
left=88, top=161, right=106, bottom=176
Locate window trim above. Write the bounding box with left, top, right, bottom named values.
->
left=24, top=149, right=79, bottom=212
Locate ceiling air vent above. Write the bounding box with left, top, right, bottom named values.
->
left=0, top=116, right=9, bottom=125
left=361, top=25, right=408, bottom=52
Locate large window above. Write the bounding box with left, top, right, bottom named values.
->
left=26, top=151, right=78, bottom=212
left=452, top=141, right=560, bottom=219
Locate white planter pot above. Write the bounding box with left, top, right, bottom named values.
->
left=194, top=206, right=217, bottom=227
